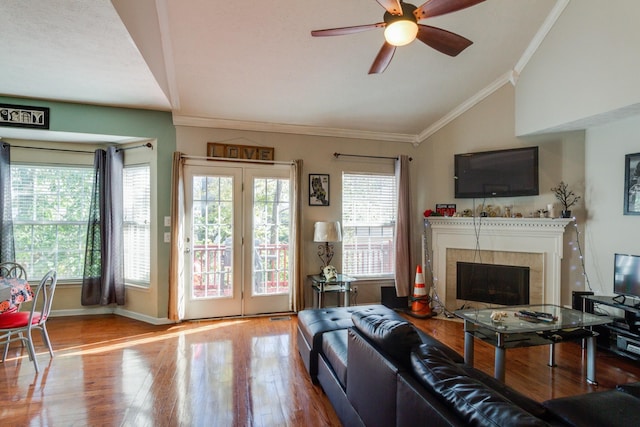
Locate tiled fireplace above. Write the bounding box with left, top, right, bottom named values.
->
left=424, top=217, right=572, bottom=309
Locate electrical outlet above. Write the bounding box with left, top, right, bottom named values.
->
left=352, top=285, right=358, bottom=294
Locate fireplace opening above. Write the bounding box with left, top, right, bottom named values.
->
left=456, top=262, right=530, bottom=306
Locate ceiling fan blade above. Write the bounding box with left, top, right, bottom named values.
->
left=416, top=24, right=472, bottom=56
left=369, top=42, right=396, bottom=74
left=414, top=0, right=485, bottom=20
left=375, top=0, right=403, bottom=15
left=311, top=23, right=385, bottom=37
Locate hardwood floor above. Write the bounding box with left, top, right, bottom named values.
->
left=1, top=313, right=639, bottom=426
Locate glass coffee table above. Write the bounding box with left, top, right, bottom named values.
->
left=455, top=304, right=613, bottom=384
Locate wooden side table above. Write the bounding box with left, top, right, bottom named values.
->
left=308, top=274, right=356, bottom=308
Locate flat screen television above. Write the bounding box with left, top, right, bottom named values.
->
left=614, top=253, right=640, bottom=303
left=454, top=146, right=539, bottom=198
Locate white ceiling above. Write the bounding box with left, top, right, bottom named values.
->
left=0, top=0, right=561, bottom=144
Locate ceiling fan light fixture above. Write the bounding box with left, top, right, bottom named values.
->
left=384, top=20, right=418, bottom=46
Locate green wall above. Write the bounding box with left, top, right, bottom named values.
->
left=0, top=96, right=176, bottom=319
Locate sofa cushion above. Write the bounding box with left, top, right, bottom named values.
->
left=411, top=345, right=549, bottom=427
left=297, top=305, right=388, bottom=378
left=458, top=364, right=549, bottom=420
left=351, top=311, right=421, bottom=369
left=322, top=329, right=349, bottom=389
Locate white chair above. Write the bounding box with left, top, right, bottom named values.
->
left=0, top=261, right=28, bottom=280
left=0, top=270, right=57, bottom=373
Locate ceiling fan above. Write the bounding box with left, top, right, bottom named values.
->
left=311, top=0, right=485, bottom=74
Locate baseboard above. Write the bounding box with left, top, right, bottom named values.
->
left=114, top=307, right=174, bottom=325
left=49, top=307, right=174, bottom=325
left=50, top=307, right=114, bottom=317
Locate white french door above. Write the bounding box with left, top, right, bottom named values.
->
left=184, top=162, right=292, bottom=319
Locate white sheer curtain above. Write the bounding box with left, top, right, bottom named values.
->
left=394, top=155, right=412, bottom=297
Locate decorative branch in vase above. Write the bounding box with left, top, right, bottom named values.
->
left=551, top=181, right=581, bottom=218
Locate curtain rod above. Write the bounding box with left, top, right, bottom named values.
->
left=1, top=141, right=153, bottom=154
left=117, top=142, right=154, bottom=152
left=181, top=154, right=294, bottom=166
left=333, top=152, right=412, bottom=161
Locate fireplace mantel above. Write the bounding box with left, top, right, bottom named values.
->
left=424, top=217, right=573, bottom=307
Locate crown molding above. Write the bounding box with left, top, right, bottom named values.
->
left=415, top=0, right=570, bottom=145
left=514, top=0, right=570, bottom=77
left=172, top=115, right=419, bottom=144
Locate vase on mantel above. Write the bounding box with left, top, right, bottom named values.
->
left=561, top=210, right=572, bottom=218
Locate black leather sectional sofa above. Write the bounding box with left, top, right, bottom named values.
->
left=296, top=304, right=640, bottom=427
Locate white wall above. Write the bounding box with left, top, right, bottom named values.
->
left=584, top=115, right=640, bottom=296
left=516, top=0, right=640, bottom=136
left=514, top=0, right=640, bottom=304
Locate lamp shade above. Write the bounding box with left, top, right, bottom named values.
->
left=314, top=221, right=342, bottom=243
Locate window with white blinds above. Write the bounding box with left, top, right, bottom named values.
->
left=11, top=165, right=94, bottom=280
left=123, top=164, right=150, bottom=285
left=342, top=172, right=397, bottom=277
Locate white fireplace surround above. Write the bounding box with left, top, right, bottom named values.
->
left=424, top=217, right=572, bottom=308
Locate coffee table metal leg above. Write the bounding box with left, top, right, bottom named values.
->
left=463, top=320, right=474, bottom=367
left=586, top=335, right=597, bottom=385
left=495, top=332, right=506, bottom=382
left=548, top=343, right=557, bottom=367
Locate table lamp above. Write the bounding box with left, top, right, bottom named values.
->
left=314, top=221, right=342, bottom=274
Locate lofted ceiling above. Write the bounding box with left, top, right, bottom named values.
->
left=0, top=0, right=562, bottom=144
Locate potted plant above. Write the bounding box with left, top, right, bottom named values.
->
left=551, top=181, right=581, bottom=218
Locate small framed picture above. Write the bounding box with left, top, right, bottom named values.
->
left=309, top=174, right=329, bottom=206
left=624, top=152, right=640, bottom=215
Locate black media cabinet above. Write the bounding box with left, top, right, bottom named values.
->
left=583, top=295, right=640, bottom=361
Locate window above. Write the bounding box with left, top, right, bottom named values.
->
left=11, top=162, right=151, bottom=285
left=123, top=164, right=150, bottom=285
left=11, top=165, right=94, bottom=280
left=342, top=172, right=397, bottom=277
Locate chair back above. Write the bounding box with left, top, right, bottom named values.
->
left=29, top=270, right=57, bottom=326
left=0, top=262, right=27, bottom=280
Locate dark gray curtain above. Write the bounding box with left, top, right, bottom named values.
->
left=81, top=147, right=125, bottom=305
left=0, top=143, right=15, bottom=263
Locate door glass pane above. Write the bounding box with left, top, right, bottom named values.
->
left=192, top=175, right=234, bottom=299
left=252, top=177, right=290, bottom=296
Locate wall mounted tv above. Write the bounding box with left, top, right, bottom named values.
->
left=614, top=253, right=640, bottom=304
left=454, top=146, right=539, bottom=198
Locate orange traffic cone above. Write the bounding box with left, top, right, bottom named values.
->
left=406, top=265, right=433, bottom=318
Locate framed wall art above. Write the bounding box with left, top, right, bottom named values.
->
left=624, top=152, right=640, bottom=215
left=207, top=142, right=274, bottom=161
left=309, top=174, right=329, bottom=206
left=0, top=103, right=50, bottom=129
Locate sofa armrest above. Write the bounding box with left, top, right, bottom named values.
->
left=544, top=390, right=640, bottom=427
left=347, top=327, right=400, bottom=427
